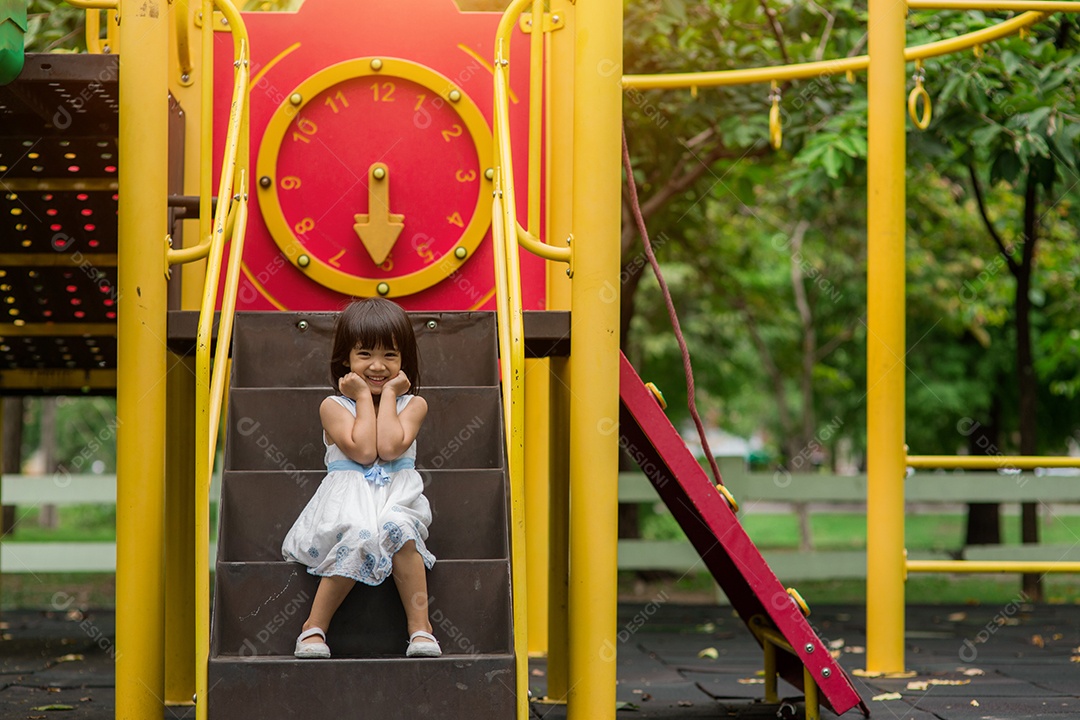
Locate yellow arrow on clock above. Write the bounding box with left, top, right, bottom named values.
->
left=353, top=162, right=405, bottom=265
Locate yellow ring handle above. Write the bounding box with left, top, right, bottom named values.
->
left=644, top=381, right=667, bottom=410
left=716, top=484, right=739, bottom=514
left=908, top=83, right=932, bottom=130
left=768, top=82, right=782, bottom=150
left=786, top=587, right=811, bottom=617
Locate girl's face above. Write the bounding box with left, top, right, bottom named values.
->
left=349, top=343, right=402, bottom=395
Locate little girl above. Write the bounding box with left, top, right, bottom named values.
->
left=281, top=297, right=439, bottom=659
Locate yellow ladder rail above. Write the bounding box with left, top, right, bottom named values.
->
left=192, top=5, right=249, bottom=719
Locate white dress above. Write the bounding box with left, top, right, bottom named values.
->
left=281, top=394, right=435, bottom=585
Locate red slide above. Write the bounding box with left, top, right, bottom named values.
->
left=619, top=353, right=869, bottom=716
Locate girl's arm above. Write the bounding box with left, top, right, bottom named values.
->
left=321, top=376, right=378, bottom=465
left=376, top=372, right=427, bottom=460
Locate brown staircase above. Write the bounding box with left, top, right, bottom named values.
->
left=208, top=311, right=517, bottom=717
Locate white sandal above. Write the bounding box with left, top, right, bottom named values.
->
left=294, top=627, right=331, bottom=659
left=406, top=630, right=442, bottom=658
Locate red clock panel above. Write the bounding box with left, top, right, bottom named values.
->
left=212, top=0, right=546, bottom=312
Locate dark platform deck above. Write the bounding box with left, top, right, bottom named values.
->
left=2, top=601, right=1078, bottom=719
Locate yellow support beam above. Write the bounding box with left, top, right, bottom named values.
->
left=165, top=353, right=196, bottom=705
left=542, top=0, right=573, bottom=694
left=0, top=369, right=117, bottom=391
left=114, top=0, right=169, bottom=716
left=567, top=0, right=621, bottom=717
left=524, top=358, right=550, bottom=656
left=908, top=560, right=1080, bottom=573
left=621, top=11, right=1046, bottom=90
left=0, top=254, right=117, bottom=267
left=0, top=323, right=116, bottom=337
left=908, top=0, right=1080, bottom=10
left=908, top=455, right=1080, bottom=469
left=865, top=0, right=908, bottom=676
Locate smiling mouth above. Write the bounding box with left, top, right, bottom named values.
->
left=366, top=376, right=388, bottom=385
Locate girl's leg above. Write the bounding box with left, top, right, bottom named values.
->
left=300, top=575, right=356, bottom=643
left=391, top=540, right=435, bottom=643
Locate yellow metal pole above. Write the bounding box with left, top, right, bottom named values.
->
left=115, top=0, right=169, bottom=715
left=546, top=356, right=570, bottom=700
left=524, top=358, right=551, bottom=656
left=532, top=0, right=574, bottom=674
left=165, top=352, right=196, bottom=705
left=567, top=0, right=621, bottom=716
left=908, top=455, right=1080, bottom=469
left=907, top=560, right=1080, bottom=573
left=866, top=0, right=908, bottom=675
left=621, top=11, right=1045, bottom=90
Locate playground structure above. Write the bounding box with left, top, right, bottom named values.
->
left=2, top=0, right=1080, bottom=719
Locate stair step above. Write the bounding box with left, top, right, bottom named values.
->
left=219, top=469, right=508, bottom=562
left=225, top=386, right=503, bottom=471
left=207, top=654, right=516, bottom=718
left=212, top=560, right=511, bottom=658
left=231, top=311, right=498, bottom=388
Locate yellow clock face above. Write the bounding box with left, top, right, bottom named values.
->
left=255, top=57, right=493, bottom=298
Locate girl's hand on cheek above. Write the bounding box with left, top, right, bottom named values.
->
left=384, top=370, right=411, bottom=396
left=339, top=372, right=369, bottom=400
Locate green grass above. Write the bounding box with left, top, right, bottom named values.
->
left=2, top=504, right=218, bottom=543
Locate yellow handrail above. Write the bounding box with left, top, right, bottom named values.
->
left=67, top=0, right=117, bottom=9
left=85, top=9, right=102, bottom=53
left=908, top=455, right=1080, bottom=469
left=622, top=11, right=1047, bottom=90
left=176, top=0, right=194, bottom=84
left=194, top=5, right=249, bottom=719
left=491, top=2, right=547, bottom=717
left=494, top=0, right=570, bottom=265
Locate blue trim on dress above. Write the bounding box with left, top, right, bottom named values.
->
left=327, top=457, right=415, bottom=487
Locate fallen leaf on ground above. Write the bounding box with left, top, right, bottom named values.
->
left=828, top=638, right=845, bottom=649
left=907, top=679, right=970, bottom=691
left=970, top=699, right=980, bottom=707
left=871, top=692, right=902, bottom=701
left=641, top=693, right=652, bottom=701
left=697, top=647, right=719, bottom=659
left=960, top=668, right=984, bottom=676
left=844, top=646, right=865, bottom=654
left=530, top=668, right=544, bottom=677
left=1053, top=633, right=1064, bottom=641
left=737, top=678, right=765, bottom=685
left=1031, top=634, right=1045, bottom=648
left=1070, top=655, right=1080, bottom=663
left=54, top=654, right=83, bottom=664
left=79, top=698, right=91, bottom=702
left=696, top=622, right=716, bottom=633
left=829, top=650, right=841, bottom=659
left=30, top=706, right=75, bottom=711
left=677, top=700, right=693, bottom=707
left=946, top=612, right=967, bottom=622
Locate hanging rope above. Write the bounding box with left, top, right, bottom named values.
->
left=621, top=125, right=725, bottom=488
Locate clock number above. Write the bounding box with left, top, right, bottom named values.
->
left=441, top=124, right=463, bottom=142
left=414, top=94, right=426, bottom=111
left=371, top=82, right=396, bottom=102
left=325, top=91, right=350, bottom=114
left=294, top=217, right=315, bottom=235
left=414, top=236, right=435, bottom=263
left=455, top=169, right=476, bottom=183
left=447, top=212, right=464, bottom=227
left=280, top=176, right=302, bottom=190
left=292, top=117, right=318, bottom=144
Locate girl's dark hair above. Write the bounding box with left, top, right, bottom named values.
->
left=329, top=298, right=420, bottom=394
